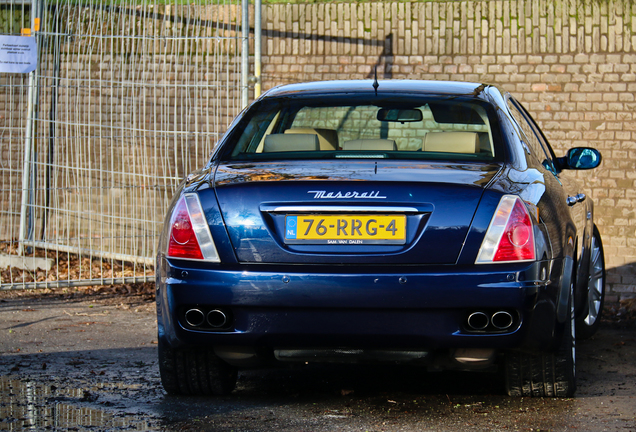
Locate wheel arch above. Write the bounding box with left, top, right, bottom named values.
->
left=574, top=200, right=596, bottom=318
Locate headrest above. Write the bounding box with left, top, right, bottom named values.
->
left=423, top=132, right=479, bottom=153
left=284, top=128, right=338, bottom=151
left=263, top=134, right=320, bottom=152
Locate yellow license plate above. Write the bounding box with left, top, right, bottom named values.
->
left=284, top=214, right=406, bottom=245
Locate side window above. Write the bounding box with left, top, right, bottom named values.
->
left=506, top=98, right=557, bottom=174
left=512, top=99, right=559, bottom=167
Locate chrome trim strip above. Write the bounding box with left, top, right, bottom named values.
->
left=335, top=154, right=387, bottom=158
left=268, top=206, right=420, bottom=213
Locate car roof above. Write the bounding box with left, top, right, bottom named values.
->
left=260, top=80, right=500, bottom=100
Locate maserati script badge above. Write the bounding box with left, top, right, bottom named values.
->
left=308, top=190, right=387, bottom=199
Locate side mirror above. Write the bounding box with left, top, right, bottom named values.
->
left=561, top=147, right=602, bottom=170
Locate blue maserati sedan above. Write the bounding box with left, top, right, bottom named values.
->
left=156, top=80, right=605, bottom=398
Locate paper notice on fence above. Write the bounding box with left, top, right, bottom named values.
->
left=0, top=36, right=37, bottom=74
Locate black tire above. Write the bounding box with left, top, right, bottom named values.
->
left=505, top=282, right=576, bottom=398
left=576, top=225, right=606, bottom=340
left=158, top=338, right=238, bottom=395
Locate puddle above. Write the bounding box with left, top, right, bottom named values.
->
left=0, top=376, right=156, bottom=431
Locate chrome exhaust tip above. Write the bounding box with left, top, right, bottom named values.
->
left=467, top=311, right=490, bottom=330
left=184, top=309, right=205, bottom=327
left=491, top=311, right=514, bottom=330
left=207, top=309, right=228, bottom=328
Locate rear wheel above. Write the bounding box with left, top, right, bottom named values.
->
left=505, top=282, right=576, bottom=397
left=158, top=339, right=238, bottom=395
left=576, top=225, right=605, bottom=339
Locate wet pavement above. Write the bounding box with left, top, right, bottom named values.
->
left=0, top=292, right=635, bottom=431
left=0, top=376, right=154, bottom=430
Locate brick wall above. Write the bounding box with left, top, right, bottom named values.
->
left=259, top=0, right=636, bottom=302
left=3, top=1, right=636, bottom=297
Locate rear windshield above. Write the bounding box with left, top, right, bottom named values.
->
left=219, top=95, right=503, bottom=162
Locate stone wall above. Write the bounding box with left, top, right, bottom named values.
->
left=259, top=0, right=636, bottom=302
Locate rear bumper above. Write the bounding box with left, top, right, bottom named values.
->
left=156, top=257, right=562, bottom=361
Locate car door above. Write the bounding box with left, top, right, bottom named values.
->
left=507, top=97, right=592, bottom=313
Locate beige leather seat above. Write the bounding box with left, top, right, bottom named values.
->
left=284, top=128, right=338, bottom=151
left=342, top=139, right=397, bottom=151
left=422, top=132, right=479, bottom=154
left=263, top=134, right=319, bottom=152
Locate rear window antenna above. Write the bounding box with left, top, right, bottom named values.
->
left=373, top=66, right=379, bottom=95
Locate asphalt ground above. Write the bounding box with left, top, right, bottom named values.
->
left=0, top=287, right=634, bottom=431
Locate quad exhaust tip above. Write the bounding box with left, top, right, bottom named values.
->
left=467, top=311, right=490, bottom=330
left=466, top=310, right=515, bottom=331
left=207, top=309, right=228, bottom=328
left=184, top=308, right=205, bottom=327
left=491, top=311, right=514, bottom=330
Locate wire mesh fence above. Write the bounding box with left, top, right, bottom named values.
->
left=0, top=0, right=247, bottom=289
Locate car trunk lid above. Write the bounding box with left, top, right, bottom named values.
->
left=213, top=160, right=502, bottom=265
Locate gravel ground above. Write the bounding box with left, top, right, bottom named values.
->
left=0, top=286, right=634, bottom=431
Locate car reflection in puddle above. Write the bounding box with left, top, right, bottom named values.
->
left=0, top=375, right=155, bottom=431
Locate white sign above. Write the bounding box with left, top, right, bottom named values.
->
left=0, top=35, right=37, bottom=74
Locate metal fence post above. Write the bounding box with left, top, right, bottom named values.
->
left=17, top=0, right=39, bottom=256
left=241, top=0, right=250, bottom=108
left=254, top=0, right=261, bottom=99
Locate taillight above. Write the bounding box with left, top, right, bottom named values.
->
left=167, top=194, right=220, bottom=262
left=475, top=195, right=536, bottom=264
